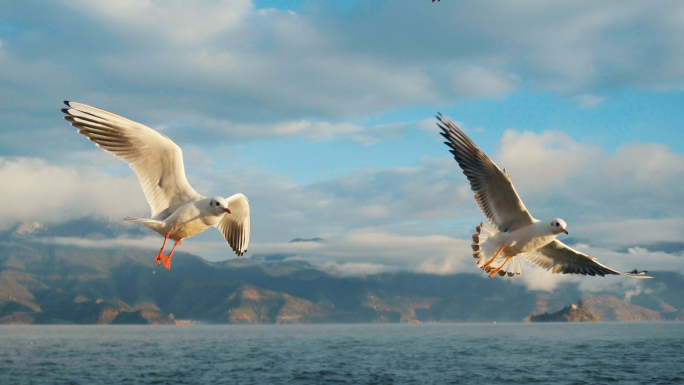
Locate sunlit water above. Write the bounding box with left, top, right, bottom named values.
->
left=1, top=323, right=682, bottom=384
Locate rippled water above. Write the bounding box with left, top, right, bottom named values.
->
left=1, top=323, right=683, bottom=384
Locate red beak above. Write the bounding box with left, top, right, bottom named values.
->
left=562, top=229, right=568, bottom=235
left=224, top=208, right=231, bottom=214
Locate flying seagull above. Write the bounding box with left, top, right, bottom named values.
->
left=438, top=114, right=651, bottom=279
left=62, top=101, right=250, bottom=270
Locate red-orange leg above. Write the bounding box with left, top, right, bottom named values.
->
left=488, top=256, right=513, bottom=277
left=161, top=239, right=182, bottom=270
left=155, top=233, right=170, bottom=266
left=481, top=247, right=506, bottom=270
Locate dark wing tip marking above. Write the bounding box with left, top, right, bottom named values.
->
left=621, top=270, right=653, bottom=279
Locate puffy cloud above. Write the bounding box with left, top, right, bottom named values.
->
left=245, top=230, right=476, bottom=275
left=318, top=0, right=684, bottom=95
left=515, top=265, right=582, bottom=292
left=577, top=218, right=684, bottom=247
left=450, top=66, right=521, bottom=99
left=3, top=0, right=684, bottom=159
left=9, top=130, right=683, bottom=292
left=0, top=157, right=148, bottom=230
left=168, top=130, right=684, bottom=254
left=58, top=0, right=253, bottom=44
left=487, top=130, right=684, bottom=236
left=38, top=235, right=160, bottom=249
left=6, top=127, right=683, bottom=251
left=604, top=143, right=684, bottom=184
left=168, top=118, right=410, bottom=145
left=495, top=130, right=601, bottom=193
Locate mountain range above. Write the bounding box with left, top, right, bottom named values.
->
left=1, top=219, right=683, bottom=324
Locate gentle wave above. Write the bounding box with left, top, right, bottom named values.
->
left=1, top=323, right=683, bottom=384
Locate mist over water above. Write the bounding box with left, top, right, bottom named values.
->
left=1, top=323, right=682, bottom=384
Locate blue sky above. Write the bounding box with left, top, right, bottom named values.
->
left=1, top=0, right=683, bottom=289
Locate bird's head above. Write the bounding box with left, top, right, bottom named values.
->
left=550, top=218, right=568, bottom=235
left=209, top=197, right=231, bottom=214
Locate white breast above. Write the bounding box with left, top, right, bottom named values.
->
left=165, top=202, right=220, bottom=240
left=505, top=223, right=557, bottom=255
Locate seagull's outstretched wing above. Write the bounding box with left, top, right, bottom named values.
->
left=214, top=193, right=250, bottom=256
left=438, top=114, right=535, bottom=232
left=62, top=101, right=201, bottom=218
left=522, top=240, right=652, bottom=278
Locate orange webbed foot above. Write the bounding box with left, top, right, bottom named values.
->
left=155, top=252, right=164, bottom=266
left=161, top=255, right=172, bottom=270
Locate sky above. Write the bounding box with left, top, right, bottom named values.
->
left=1, top=0, right=683, bottom=291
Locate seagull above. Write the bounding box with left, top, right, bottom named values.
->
left=62, top=101, right=250, bottom=270
left=438, top=114, right=651, bottom=279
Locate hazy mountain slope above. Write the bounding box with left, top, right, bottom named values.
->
left=0, top=232, right=682, bottom=324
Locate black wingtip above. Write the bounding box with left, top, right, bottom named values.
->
left=63, top=100, right=72, bottom=107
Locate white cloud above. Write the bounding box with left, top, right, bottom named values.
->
left=58, top=0, right=252, bottom=44
left=486, top=131, right=684, bottom=238
left=516, top=265, right=582, bottom=292
left=249, top=232, right=476, bottom=278
left=38, top=235, right=161, bottom=250
left=174, top=118, right=412, bottom=145
left=2, top=0, right=684, bottom=159
left=189, top=119, right=365, bottom=142
left=604, top=143, right=684, bottom=184
left=576, top=94, right=606, bottom=108
left=577, top=218, right=684, bottom=247
left=318, top=262, right=395, bottom=277
left=360, top=205, right=390, bottom=219
left=0, top=157, right=148, bottom=230
left=7, top=124, right=683, bottom=252
left=496, top=130, right=601, bottom=193
left=174, top=130, right=684, bottom=253
left=450, top=66, right=520, bottom=99
left=4, top=124, right=684, bottom=292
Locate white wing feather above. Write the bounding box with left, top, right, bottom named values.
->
left=438, top=114, right=535, bottom=232
left=522, top=240, right=652, bottom=278
left=214, top=193, right=250, bottom=256
left=62, top=101, right=202, bottom=218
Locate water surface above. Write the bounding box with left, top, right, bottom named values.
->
left=1, top=323, right=682, bottom=384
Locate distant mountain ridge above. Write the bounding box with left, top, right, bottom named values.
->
left=2, top=218, right=147, bottom=240
left=1, top=236, right=683, bottom=324
left=289, top=238, right=328, bottom=243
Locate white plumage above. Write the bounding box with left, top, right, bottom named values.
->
left=62, top=101, right=250, bottom=269
left=438, top=114, right=651, bottom=279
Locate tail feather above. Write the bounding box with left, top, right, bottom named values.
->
left=124, top=217, right=165, bottom=231
left=471, top=222, right=522, bottom=278
left=472, top=222, right=498, bottom=268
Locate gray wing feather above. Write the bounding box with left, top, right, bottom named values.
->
left=62, top=101, right=201, bottom=218
left=214, top=194, right=250, bottom=256
left=522, top=240, right=652, bottom=278
left=438, top=114, right=535, bottom=232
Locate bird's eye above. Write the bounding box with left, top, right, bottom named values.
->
left=556, top=223, right=559, bottom=227
left=215, top=202, right=219, bottom=206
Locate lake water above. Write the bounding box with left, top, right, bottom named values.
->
left=1, top=323, right=682, bottom=384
